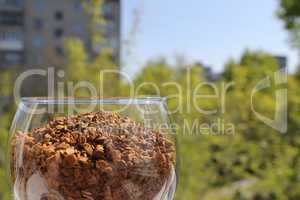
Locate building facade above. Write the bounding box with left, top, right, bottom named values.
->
left=0, top=0, right=24, bottom=67
left=0, top=0, right=121, bottom=69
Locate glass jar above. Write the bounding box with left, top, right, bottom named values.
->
left=9, top=97, right=177, bottom=200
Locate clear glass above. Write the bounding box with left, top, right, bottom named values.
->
left=9, top=97, right=177, bottom=200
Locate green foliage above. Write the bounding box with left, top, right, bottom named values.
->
left=82, top=0, right=106, bottom=46
left=3, top=49, right=298, bottom=200
left=278, top=0, right=300, bottom=48
left=132, top=50, right=300, bottom=200
left=0, top=113, right=13, bottom=200
left=64, top=0, right=119, bottom=97
left=0, top=70, right=15, bottom=97
left=277, top=0, right=300, bottom=30
left=1, top=47, right=300, bottom=200
left=0, top=69, right=15, bottom=200
left=0, top=1, right=299, bottom=199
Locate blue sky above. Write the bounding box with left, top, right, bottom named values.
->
left=122, top=0, right=298, bottom=76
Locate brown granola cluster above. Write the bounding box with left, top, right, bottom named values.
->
left=11, top=111, right=175, bottom=200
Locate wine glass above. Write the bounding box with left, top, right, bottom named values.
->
left=9, top=97, right=178, bottom=200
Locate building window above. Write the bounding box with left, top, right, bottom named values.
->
left=0, top=0, right=23, bottom=6
left=34, top=18, right=44, bottom=30
left=54, top=28, right=63, bottom=39
left=55, top=46, right=64, bottom=56
left=0, top=11, right=23, bottom=25
left=55, top=11, right=63, bottom=21
left=0, top=31, right=21, bottom=41
left=4, top=52, right=22, bottom=65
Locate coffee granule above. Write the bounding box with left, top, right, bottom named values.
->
left=11, top=111, right=175, bottom=200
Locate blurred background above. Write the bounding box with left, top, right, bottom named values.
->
left=0, top=0, right=300, bottom=199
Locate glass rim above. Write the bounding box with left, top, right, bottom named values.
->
left=20, top=96, right=167, bottom=105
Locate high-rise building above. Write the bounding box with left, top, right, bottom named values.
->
left=0, top=0, right=25, bottom=67
left=0, top=0, right=121, bottom=69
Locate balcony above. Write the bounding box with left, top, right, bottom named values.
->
left=0, top=40, right=23, bottom=51
left=0, top=31, right=24, bottom=51
left=0, top=11, right=23, bottom=26
left=0, top=51, right=23, bottom=66
left=0, top=0, right=24, bottom=11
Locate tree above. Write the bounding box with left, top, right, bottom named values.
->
left=278, top=0, right=300, bottom=63
left=172, top=50, right=300, bottom=200
left=0, top=1, right=118, bottom=199
left=0, top=69, right=16, bottom=200
left=277, top=0, right=300, bottom=30
left=64, top=0, right=119, bottom=97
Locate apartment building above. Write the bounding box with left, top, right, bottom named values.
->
left=0, top=0, right=121, bottom=69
